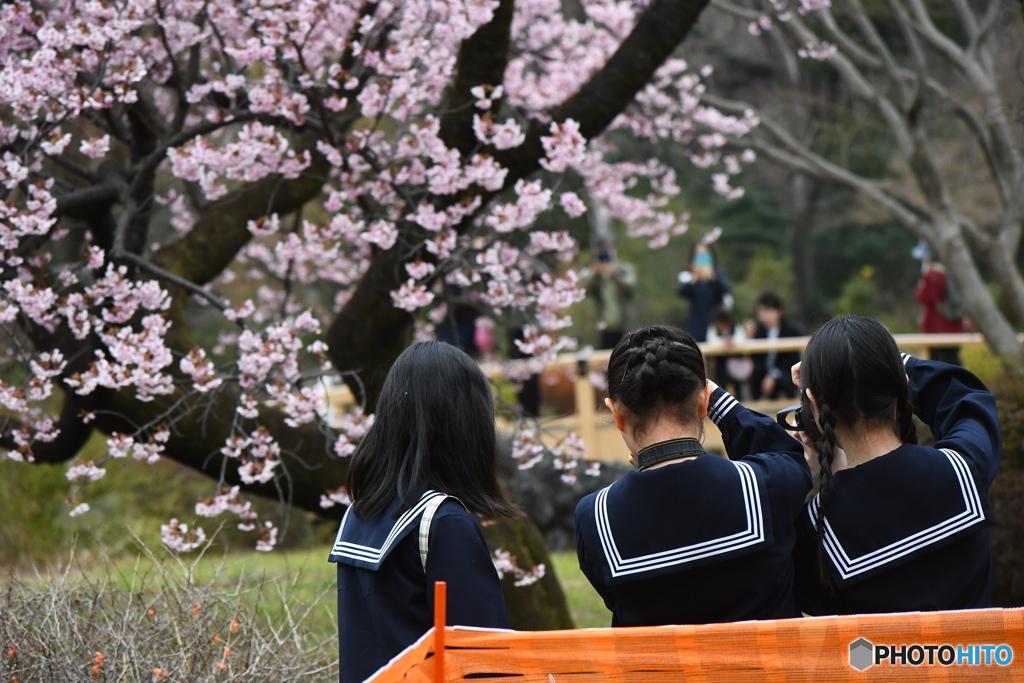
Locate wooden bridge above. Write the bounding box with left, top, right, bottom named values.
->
left=323, top=333, right=994, bottom=464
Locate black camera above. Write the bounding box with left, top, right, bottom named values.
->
left=776, top=404, right=804, bottom=431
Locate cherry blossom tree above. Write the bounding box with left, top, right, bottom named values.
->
left=0, top=0, right=775, bottom=624
left=699, top=0, right=1024, bottom=360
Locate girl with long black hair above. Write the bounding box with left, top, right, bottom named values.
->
left=574, top=325, right=811, bottom=626
left=790, top=315, right=1000, bottom=614
left=328, top=341, right=520, bottom=683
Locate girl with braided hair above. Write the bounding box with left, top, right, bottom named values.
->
left=789, top=315, right=1000, bottom=615
left=574, top=325, right=812, bottom=626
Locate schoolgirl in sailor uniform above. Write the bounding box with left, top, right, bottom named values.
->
left=788, top=315, right=1000, bottom=615
left=328, top=342, right=520, bottom=683
left=574, top=325, right=812, bottom=627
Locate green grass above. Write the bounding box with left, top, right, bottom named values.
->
left=550, top=551, right=612, bottom=629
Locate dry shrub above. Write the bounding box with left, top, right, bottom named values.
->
left=0, top=547, right=335, bottom=682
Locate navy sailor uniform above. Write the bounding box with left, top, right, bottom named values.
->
left=574, top=388, right=811, bottom=626
left=329, top=490, right=509, bottom=683
left=795, top=355, right=1001, bottom=615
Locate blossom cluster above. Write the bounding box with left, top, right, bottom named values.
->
left=551, top=431, right=601, bottom=486
left=746, top=0, right=833, bottom=37
left=492, top=547, right=547, bottom=587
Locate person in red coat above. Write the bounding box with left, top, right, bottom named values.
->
left=913, top=242, right=963, bottom=365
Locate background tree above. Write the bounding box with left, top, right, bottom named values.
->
left=695, top=0, right=1024, bottom=356
left=0, top=0, right=782, bottom=626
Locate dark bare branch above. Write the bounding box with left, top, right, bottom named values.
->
left=151, top=148, right=330, bottom=286
left=439, top=0, right=514, bottom=155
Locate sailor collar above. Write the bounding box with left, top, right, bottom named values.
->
left=328, top=490, right=447, bottom=570
left=636, top=437, right=706, bottom=471
left=584, top=456, right=773, bottom=584
left=807, top=446, right=990, bottom=587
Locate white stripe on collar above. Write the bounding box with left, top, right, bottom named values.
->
left=594, top=460, right=765, bottom=578
left=330, top=490, right=447, bottom=564
left=809, top=448, right=984, bottom=580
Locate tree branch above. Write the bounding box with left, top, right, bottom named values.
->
left=775, top=6, right=915, bottom=156
left=701, top=91, right=933, bottom=228
left=53, top=173, right=126, bottom=219
left=112, top=249, right=234, bottom=312
left=150, top=147, right=330, bottom=287
left=495, top=0, right=712, bottom=184
left=439, top=0, right=514, bottom=155
left=1, top=391, right=95, bottom=465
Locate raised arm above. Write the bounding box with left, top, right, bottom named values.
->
left=706, top=385, right=811, bottom=503
left=903, top=354, right=1001, bottom=486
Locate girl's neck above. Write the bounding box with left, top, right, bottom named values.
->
left=835, top=424, right=903, bottom=469
left=629, top=420, right=703, bottom=470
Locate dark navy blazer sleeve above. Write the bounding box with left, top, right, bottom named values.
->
left=707, top=387, right=811, bottom=521
left=708, top=387, right=810, bottom=480
left=425, top=508, right=510, bottom=630
left=904, top=354, right=1001, bottom=487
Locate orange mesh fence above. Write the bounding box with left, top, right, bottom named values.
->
left=369, top=607, right=1024, bottom=682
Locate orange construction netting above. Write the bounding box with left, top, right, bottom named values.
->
left=368, top=584, right=1024, bottom=682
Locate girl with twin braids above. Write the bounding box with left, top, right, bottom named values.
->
left=574, top=325, right=812, bottom=626
left=790, top=315, right=1000, bottom=614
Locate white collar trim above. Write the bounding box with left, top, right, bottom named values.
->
left=595, top=460, right=765, bottom=578
left=330, top=490, right=446, bottom=564
left=809, top=449, right=984, bottom=580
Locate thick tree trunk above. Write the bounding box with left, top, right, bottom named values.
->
left=487, top=516, right=576, bottom=630
left=788, top=172, right=817, bottom=321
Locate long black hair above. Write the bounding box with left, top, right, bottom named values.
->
left=347, top=341, right=520, bottom=519
left=801, top=315, right=917, bottom=586
left=607, top=325, right=707, bottom=439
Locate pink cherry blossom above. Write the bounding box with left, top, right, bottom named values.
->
left=160, top=519, right=207, bottom=553
left=0, top=0, right=762, bottom=553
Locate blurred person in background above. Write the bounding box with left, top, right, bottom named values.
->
left=913, top=240, right=964, bottom=366
left=677, top=236, right=732, bottom=342
left=706, top=305, right=753, bottom=401
left=746, top=291, right=802, bottom=400
left=581, top=237, right=637, bottom=350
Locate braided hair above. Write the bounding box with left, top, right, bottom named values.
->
left=801, top=315, right=916, bottom=588
left=606, top=325, right=707, bottom=440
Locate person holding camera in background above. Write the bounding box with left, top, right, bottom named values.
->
left=780, top=315, right=1000, bottom=616
left=582, top=238, right=637, bottom=349
left=677, top=238, right=731, bottom=342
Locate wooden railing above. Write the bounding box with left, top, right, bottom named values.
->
left=322, top=333, right=995, bottom=461
left=500, top=333, right=994, bottom=461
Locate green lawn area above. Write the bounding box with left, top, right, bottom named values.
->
left=550, top=551, right=612, bottom=629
